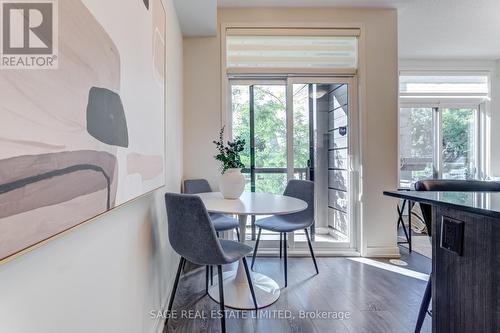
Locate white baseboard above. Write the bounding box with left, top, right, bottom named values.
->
left=362, top=246, right=401, bottom=258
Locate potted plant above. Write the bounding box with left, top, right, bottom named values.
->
left=213, top=127, right=246, bottom=199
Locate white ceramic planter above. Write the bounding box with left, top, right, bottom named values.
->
left=219, top=168, right=245, bottom=199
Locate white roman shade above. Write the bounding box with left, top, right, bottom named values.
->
left=225, top=28, right=359, bottom=74
left=400, top=73, right=490, bottom=98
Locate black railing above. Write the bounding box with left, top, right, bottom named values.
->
left=241, top=167, right=308, bottom=178
left=241, top=167, right=310, bottom=240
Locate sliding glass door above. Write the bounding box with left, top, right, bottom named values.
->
left=231, top=82, right=288, bottom=194
left=229, top=77, right=358, bottom=252
left=288, top=78, right=358, bottom=250
left=231, top=81, right=289, bottom=243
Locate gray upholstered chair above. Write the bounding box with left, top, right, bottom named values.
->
left=183, top=179, right=240, bottom=241
left=413, top=179, right=500, bottom=333
left=184, top=179, right=241, bottom=286
left=251, top=179, right=318, bottom=287
left=164, top=193, right=257, bottom=333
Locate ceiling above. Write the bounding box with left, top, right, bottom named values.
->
left=173, top=0, right=217, bottom=37
left=175, top=0, right=500, bottom=60
left=395, top=0, right=500, bottom=60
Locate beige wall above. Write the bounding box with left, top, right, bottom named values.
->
left=183, top=37, right=222, bottom=190
left=0, top=1, right=183, bottom=332
left=183, top=8, right=399, bottom=257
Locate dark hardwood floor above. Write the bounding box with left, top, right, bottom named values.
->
left=163, top=247, right=431, bottom=333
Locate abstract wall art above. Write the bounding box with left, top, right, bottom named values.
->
left=0, top=0, right=166, bottom=261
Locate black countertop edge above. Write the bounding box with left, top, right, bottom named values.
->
left=383, top=191, right=500, bottom=219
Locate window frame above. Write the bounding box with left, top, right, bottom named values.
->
left=399, top=72, right=490, bottom=185
left=399, top=71, right=491, bottom=185
left=399, top=104, right=483, bottom=185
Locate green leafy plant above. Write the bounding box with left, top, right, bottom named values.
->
left=213, top=127, right=246, bottom=174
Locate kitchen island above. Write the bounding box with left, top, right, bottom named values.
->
left=384, top=190, right=500, bottom=333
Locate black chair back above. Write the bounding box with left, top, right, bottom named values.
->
left=414, top=179, right=500, bottom=192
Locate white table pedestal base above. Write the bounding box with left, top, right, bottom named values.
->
left=208, top=268, right=280, bottom=310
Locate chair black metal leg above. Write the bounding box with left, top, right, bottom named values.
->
left=165, top=257, right=185, bottom=327
left=251, top=228, right=262, bottom=270
left=251, top=215, right=256, bottom=240
left=216, top=231, right=220, bottom=238
left=205, top=265, right=209, bottom=295
left=236, top=228, right=240, bottom=242
left=305, top=228, right=319, bottom=274
left=210, top=265, right=213, bottom=285
left=279, top=233, right=282, bottom=259
left=283, top=233, right=287, bottom=288
left=217, top=265, right=226, bottom=333
left=415, top=277, right=431, bottom=333
left=242, top=257, right=258, bottom=310
left=182, top=258, right=187, bottom=272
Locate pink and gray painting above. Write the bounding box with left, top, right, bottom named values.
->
left=0, top=0, right=166, bottom=260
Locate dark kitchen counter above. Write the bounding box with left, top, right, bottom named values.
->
left=384, top=190, right=500, bottom=219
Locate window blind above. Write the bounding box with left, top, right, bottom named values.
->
left=225, top=28, right=359, bottom=74
left=400, top=74, right=489, bottom=96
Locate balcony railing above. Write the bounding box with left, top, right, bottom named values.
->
left=240, top=167, right=311, bottom=240
left=241, top=167, right=308, bottom=179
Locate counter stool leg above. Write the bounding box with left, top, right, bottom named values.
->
left=397, top=200, right=410, bottom=244
left=415, top=278, right=431, bottom=333
left=408, top=200, right=413, bottom=253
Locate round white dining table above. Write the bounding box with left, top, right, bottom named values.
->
left=197, top=191, right=307, bottom=310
